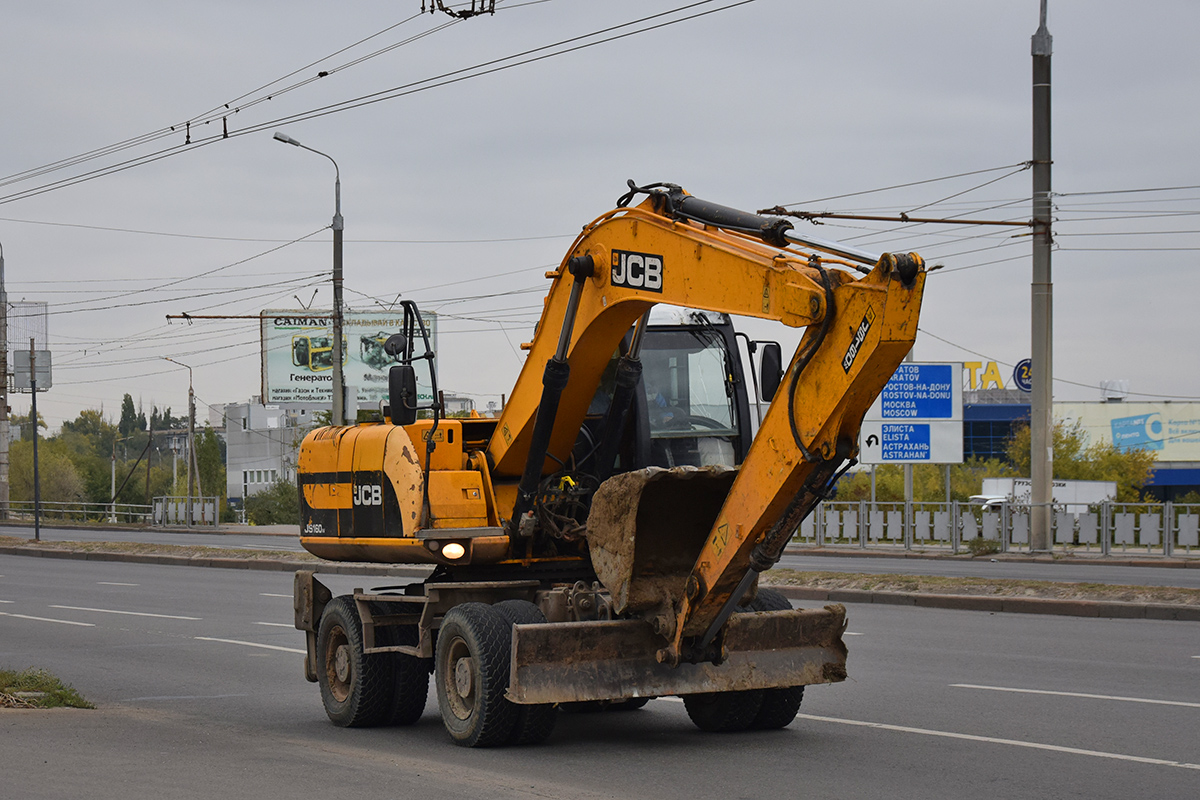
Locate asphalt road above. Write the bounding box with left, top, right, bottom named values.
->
left=3, top=555, right=1198, bottom=799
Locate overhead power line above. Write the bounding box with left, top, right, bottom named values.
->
left=0, top=0, right=754, bottom=207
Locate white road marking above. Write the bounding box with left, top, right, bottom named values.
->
left=260, top=593, right=291, bottom=598
left=125, top=693, right=253, bottom=702
left=254, top=622, right=293, bottom=628
left=0, top=599, right=13, bottom=604
left=951, top=683, right=1200, bottom=709
left=50, top=604, right=200, bottom=621
left=797, top=714, right=1200, bottom=771
left=194, top=636, right=305, bottom=654
left=844, top=631, right=864, bottom=636
left=97, top=582, right=139, bottom=587
left=0, top=610, right=95, bottom=627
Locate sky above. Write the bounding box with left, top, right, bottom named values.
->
left=3, top=0, right=1199, bottom=432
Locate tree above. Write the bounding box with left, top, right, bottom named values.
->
left=244, top=480, right=300, bottom=526
left=1006, top=420, right=1155, bottom=502
left=833, top=458, right=1014, bottom=503
left=15, top=409, right=47, bottom=442
left=118, top=394, right=141, bottom=437
left=194, top=425, right=226, bottom=504
left=9, top=439, right=86, bottom=506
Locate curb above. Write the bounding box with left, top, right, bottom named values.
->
left=2, top=544, right=1197, bottom=622
left=774, top=585, right=1200, bottom=621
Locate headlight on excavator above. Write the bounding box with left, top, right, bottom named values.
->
left=441, top=542, right=466, bottom=560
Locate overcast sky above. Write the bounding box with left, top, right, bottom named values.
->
left=3, top=0, right=1198, bottom=431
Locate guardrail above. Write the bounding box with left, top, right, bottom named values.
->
left=1, top=500, right=152, bottom=525
left=151, top=496, right=220, bottom=527
left=795, top=501, right=1199, bottom=557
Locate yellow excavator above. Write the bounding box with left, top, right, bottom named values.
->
left=293, top=180, right=926, bottom=746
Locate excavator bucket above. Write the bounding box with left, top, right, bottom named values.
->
left=586, top=466, right=738, bottom=616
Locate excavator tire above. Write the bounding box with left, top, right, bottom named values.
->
left=493, top=600, right=559, bottom=745
left=683, top=689, right=765, bottom=733
left=435, top=602, right=518, bottom=747
left=370, top=602, right=431, bottom=726
left=745, top=588, right=805, bottom=730
left=316, top=596, right=393, bottom=727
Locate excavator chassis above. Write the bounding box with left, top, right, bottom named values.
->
left=295, top=571, right=847, bottom=706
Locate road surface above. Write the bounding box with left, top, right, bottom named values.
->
left=3, top=555, right=1197, bottom=799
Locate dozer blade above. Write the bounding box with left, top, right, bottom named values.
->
left=507, top=605, right=847, bottom=705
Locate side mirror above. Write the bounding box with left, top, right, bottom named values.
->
left=389, top=364, right=418, bottom=426
left=759, top=342, right=783, bottom=402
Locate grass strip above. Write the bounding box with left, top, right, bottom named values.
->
left=0, top=668, right=93, bottom=710
left=765, top=569, right=1200, bottom=606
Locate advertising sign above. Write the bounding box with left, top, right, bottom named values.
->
left=260, top=309, right=437, bottom=406
left=1056, top=402, right=1200, bottom=463
left=859, top=362, right=963, bottom=464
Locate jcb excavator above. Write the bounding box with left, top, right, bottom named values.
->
left=293, top=181, right=926, bottom=746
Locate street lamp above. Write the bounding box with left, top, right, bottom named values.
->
left=273, top=131, right=347, bottom=426
left=162, top=356, right=197, bottom=526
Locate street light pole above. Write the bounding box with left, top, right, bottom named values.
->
left=163, top=357, right=195, bottom=526
left=273, top=131, right=346, bottom=426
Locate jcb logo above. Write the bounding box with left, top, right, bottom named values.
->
left=353, top=485, right=382, bottom=506
left=611, top=250, right=663, bottom=293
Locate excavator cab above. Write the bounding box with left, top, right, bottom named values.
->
left=584, top=309, right=753, bottom=473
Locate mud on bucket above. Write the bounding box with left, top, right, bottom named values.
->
left=585, top=465, right=737, bottom=617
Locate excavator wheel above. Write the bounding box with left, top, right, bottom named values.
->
left=492, top=600, right=559, bottom=745
left=744, top=588, right=805, bottom=730
left=316, top=596, right=393, bottom=727
left=434, top=602, right=518, bottom=747
left=682, top=689, right=765, bottom=733
left=369, top=602, right=431, bottom=726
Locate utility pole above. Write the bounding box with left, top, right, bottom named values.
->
left=163, top=357, right=195, bottom=526
left=1030, top=0, right=1054, bottom=551
left=187, top=378, right=196, bottom=527
left=29, top=339, right=40, bottom=541
left=0, top=242, right=8, bottom=521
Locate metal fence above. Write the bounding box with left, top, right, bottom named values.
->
left=2, top=500, right=153, bottom=524
left=151, top=496, right=220, bottom=527
left=795, top=501, right=1200, bottom=558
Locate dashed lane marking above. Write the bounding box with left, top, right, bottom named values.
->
left=0, top=611, right=95, bottom=627
left=951, top=683, right=1200, bottom=709
left=254, top=622, right=293, bottom=628
left=194, top=636, right=305, bottom=654
left=50, top=604, right=201, bottom=621
left=260, top=593, right=291, bottom=598
left=0, top=600, right=13, bottom=604
left=797, top=713, right=1200, bottom=771
left=97, top=582, right=139, bottom=587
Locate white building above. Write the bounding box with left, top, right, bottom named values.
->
left=224, top=399, right=315, bottom=506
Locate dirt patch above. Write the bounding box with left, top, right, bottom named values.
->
left=764, top=569, right=1200, bottom=606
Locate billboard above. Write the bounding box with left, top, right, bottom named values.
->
left=260, top=309, right=437, bottom=407
left=1056, top=402, right=1200, bottom=463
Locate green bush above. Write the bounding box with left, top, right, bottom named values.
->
left=244, top=480, right=300, bottom=526
left=964, top=536, right=1001, bottom=557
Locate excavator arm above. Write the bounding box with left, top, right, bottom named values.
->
left=487, top=184, right=925, bottom=664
